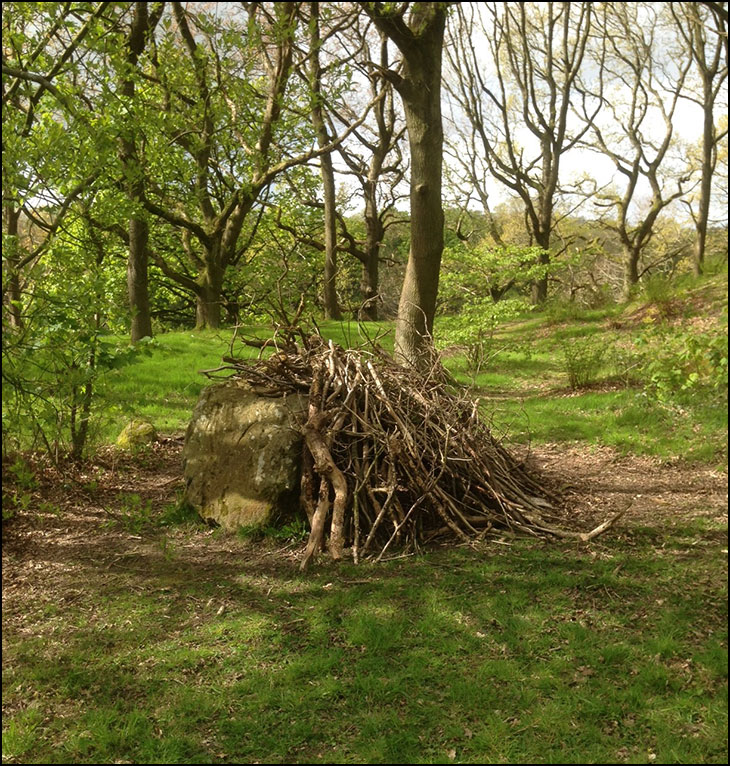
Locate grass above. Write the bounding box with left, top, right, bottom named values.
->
left=74, top=267, right=726, bottom=466
left=97, top=302, right=726, bottom=464
left=98, top=330, right=245, bottom=438
left=3, top=521, right=727, bottom=764
left=99, top=321, right=393, bottom=443
left=481, top=389, right=727, bottom=463
left=3, top=272, right=726, bottom=763
left=437, top=272, right=728, bottom=465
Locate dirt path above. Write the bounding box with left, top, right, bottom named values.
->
left=3, top=440, right=728, bottom=628
left=534, top=441, right=728, bottom=531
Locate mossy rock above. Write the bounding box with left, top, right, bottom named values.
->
left=117, top=420, right=158, bottom=449
left=183, top=381, right=306, bottom=530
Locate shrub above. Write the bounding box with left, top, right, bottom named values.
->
left=636, top=326, right=728, bottom=402
left=560, top=337, right=607, bottom=389
left=437, top=298, right=530, bottom=378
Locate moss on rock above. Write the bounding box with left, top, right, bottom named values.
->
left=117, top=420, right=158, bottom=449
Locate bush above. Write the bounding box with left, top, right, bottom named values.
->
left=560, top=337, right=607, bottom=389
left=605, top=323, right=728, bottom=403
left=2, top=219, right=139, bottom=462
left=437, top=298, right=530, bottom=377
left=636, top=326, right=728, bottom=402
left=607, top=339, right=648, bottom=387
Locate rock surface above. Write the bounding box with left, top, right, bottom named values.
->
left=117, top=419, right=158, bottom=449
left=183, top=381, right=306, bottom=530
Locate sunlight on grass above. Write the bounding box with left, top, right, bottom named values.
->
left=3, top=538, right=726, bottom=764
left=95, top=277, right=726, bottom=466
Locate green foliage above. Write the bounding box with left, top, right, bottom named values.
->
left=106, top=493, right=203, bottom=534
left=112, top=493, right=155, bottom=535
left=235, top=516, right=308, bottom=543
left=436, top=239, right=545, bottom=377
left=2, top=287, right=144, bottom=461
left=560, top=337, right=607, bottom=389
left=637, top=274, right=686, bottom=321
left=438, top=298, right=530, bottom=377
left=159, top=498, right=204, bottom=528
left=544, top=299, right=591, bottom=325
left=607, top=338, right=649, bottom=387
left=440, top=240, right=550, bottom=313
left=1, top=458, right=38, bottom=521
left=264, top=516, right=309, bottom=542
left=635, top=326, right=729, bottom=403
left=5, top=457, right=38, bottom=490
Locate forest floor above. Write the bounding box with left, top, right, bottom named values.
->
left=3, top=274, right=727, bottom=763
left=3, top=438, right=727, bottom=764
left=2, top=439, right=727, bottom=595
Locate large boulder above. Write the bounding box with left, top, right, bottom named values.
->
left=183, top=381, right=306, bottom=530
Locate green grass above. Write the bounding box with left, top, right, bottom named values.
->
left=437, top=272, right=728, bottom=464
left=483, top=389, right=727, bottom=462
left=96, top=298, right=726, bottom=463
left=100, top=321, right=393, bottom=443
left=99, top=329, right=237, bottom=438
left=3, top=522, right=727, bottom=764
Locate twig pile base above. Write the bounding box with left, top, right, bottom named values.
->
left=207, top=334, right=621, bottom=568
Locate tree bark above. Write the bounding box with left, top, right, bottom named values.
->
left=531, top=229, right=551, bottom=305
left=364, top=3, right=448, bottom=366
left=398, top=82, right=445, bottom=363
left=622, top=244, right=640, bottom=300
left=694, top=71, right=717, bottom=277
left=3, top=201, right=23, bottom=328
left=360, top=240, right=381, bottom=321
left=195, top=260, right=224, bottom=330
left=127, top=217, right=152, bottom=340
left=360, top=178, right=384, bottom=320
left=309, top=3, right=341, bottom=321
left=120, top=2, right=159, bottom=342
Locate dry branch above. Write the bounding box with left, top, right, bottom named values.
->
left=205, top=331, right=620, bottom=567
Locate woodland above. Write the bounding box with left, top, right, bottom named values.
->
left=2, top=2, right=728, bottom=764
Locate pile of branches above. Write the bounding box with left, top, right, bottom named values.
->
left=207, top=331, right=621, bottom=569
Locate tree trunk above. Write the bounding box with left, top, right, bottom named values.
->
left=320, top=148, right=341, bottom=320
left=360, top=248, right=381, bottom=321
left=128, top=216, right=152, bottom=341
left=196, top=263, right=224, bottom=329
left=3, top=201, right=23, bottom=329
left=531, top=240, right=551, bottom=305
left=393, top=14, right=447, bottom=365
left=121, top=2, right=156, bottom=343
left=694, top=74, right=715, bottom=277
left=363, top=4, right=447, bottom=365
left=310, top=2, right=341, bottom=321
left=529, top=204, right=552, bottom=304
left=622, top=245, right=640, bottom=300
left=360, top=187, right=383, bottom=321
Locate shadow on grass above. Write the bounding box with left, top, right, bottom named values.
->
left=3, top=521, right=727, bottom=764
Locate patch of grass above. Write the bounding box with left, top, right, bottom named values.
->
left=100, top=329, right=237, bottom=439
left=486, top=388, right=726, bottom=462
left=159, top=498, right=205, bottom=528
left=95, top=268, right=726, bottom=465
left=3, top=527, right=727, bottom=764
left=99, top=322, right=393, bottom=444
